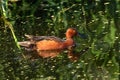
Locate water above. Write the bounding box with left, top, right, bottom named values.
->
left=0, top=0, right=119, bottom=80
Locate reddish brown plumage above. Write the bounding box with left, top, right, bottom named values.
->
left=18, top=28, right=88, bottom=61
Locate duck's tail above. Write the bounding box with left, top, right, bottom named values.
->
left=18, top=41, right=35, bottom=51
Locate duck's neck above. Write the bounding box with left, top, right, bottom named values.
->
left=64, top=38, right=74, bottom=47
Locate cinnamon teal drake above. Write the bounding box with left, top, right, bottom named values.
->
left=18, top=28, right=87, bottom=61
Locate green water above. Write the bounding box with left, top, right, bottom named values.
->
left=0, top=0, right=119, bottom=80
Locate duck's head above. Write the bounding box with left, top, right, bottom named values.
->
left=65, top=28, right=77, bottom=38
left=66, top=28, right=88, bottom=39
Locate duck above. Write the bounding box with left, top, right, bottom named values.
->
left=18, top=28, right=88, bottom=61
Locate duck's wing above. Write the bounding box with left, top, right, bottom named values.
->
left=25, top=34, right=64, bottom=42
left=18, top=35, right=64, bottom=51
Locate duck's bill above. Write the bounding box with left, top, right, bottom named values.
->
left=78, top=32, right=88, bottom=39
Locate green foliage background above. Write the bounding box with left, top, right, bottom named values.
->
left=0, top=0, right=120, bottom=80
